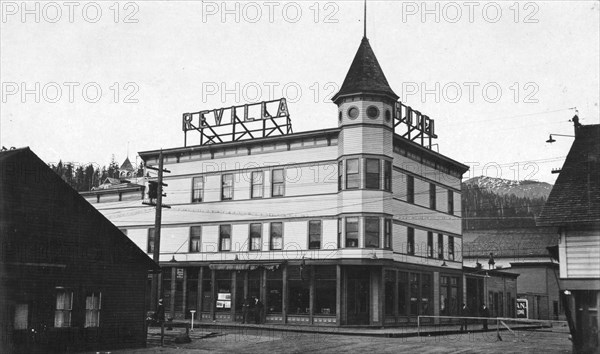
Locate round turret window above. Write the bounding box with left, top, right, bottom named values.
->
left=348, top=107, right=359, bottom=120
left=367, top=106, right=379, bottom=119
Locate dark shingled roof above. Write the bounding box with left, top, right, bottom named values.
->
left=537, top=124, right=600, bottom=226
left=120, top=157, right=134, bottom=171
left=332, top=37, right=399, bottom=103
left=463, top=228, right=559, bottom=258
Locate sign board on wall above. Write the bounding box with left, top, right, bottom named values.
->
left=516, top=298, right=528, bottom=319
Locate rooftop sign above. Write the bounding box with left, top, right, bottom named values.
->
left=182, top=98, right=292, bottom=146
left=394, top=101, right=438, bottom=149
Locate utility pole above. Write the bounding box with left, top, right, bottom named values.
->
left=144, top=150, right=171, bottom=311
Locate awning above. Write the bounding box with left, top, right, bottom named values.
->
left=208, top=262, right=282, bottom=271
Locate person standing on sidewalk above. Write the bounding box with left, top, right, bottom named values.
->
left=459, top=303, right=470, bottom=332
left=480, top=304, right=490, bottom=330
left=255, top=298, right=264, bottom=324
left=242, top=296, right=251, bottom=324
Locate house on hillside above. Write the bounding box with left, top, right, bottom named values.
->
left=0, top=147, right=159, bottom=353
left=463, top=228, right=562, bottom=320
left=537, top=123, right=600, bottom=353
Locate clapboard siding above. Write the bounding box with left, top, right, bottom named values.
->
left=565, top=232, right=600, bottom=278
left=392, top=199, right=461, bottom=235
left=339, top=126, right=393, bottom=156
left=160, top=145, right=337, bottom=176
left=393, top=153, right=461, bottom=190
left=414, top=178, right=430, bottom=208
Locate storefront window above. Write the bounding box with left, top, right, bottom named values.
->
left=440, top=275, right=459, bottom=316
left=385, top=270, right=395, bottom=316
left=267, top=268, right=282, bottom=314
left=288, top=266, right=309, bottom=315
left=421, top=273, right=432, bottom=315
left=398, top=272, right=408, bottom=315
left=315, top=266, right=336, bottom=315
left=215, top=271, right=232, bottom=312
left=186, top=268, right=199, bottom=316
left=410, top=273, right=420, bottom=316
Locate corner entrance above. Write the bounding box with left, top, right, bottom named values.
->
left=346, top=267, right=370, bottom=325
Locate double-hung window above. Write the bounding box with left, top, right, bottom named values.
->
left=221, top=174, right=233, bottom=200
left=54, top=288, right=73, bottom=328
left=447, top=190, right=454, bottom=214
left=189, top=226, right=201, bottom=253
left=365, top=159, right=380, bottom=189
left=251, top=171, right=264, bottom=198
left=270, top=222, right=283, bottom=250
left=448, top=237, right=455, bottom=260
left=249, top=223, right=262, bottom=251
left=437, top=234, right=444, bottom=259
left=219, top=225, right=231, bottom=251
left=384, top=161, right=392, bottom=191
left=192, top=176, right=204, bottom=203
left=346, top=159, right=359, bottom=189
left=427, top=232, right=434, bottom=258
left=85, top=292, right=101, bottom=328
left=429, top=183, right=436, bottom=209
left=308, top=220, right=322, bottom=249
left=345, top=217, right=359, bottom=247
left=384, top=219, right=392, bottom=249
left=407, top=175, right=415, bottom=203
left=272, top=169, right=285, bottom=197
left=407, top=227, right=415, bottom=255
left=365, top=217, right=380, bottom=248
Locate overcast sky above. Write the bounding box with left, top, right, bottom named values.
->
left=1, top=1, right=598, bottom=184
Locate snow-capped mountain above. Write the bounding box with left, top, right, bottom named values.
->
left=463, top=176, right=553, bottom=200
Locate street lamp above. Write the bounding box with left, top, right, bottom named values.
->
left=546, top=133, right=574, bottom=143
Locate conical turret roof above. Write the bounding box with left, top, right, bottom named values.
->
left=332, top=37, right=399, bottom=103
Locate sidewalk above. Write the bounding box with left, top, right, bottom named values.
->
left=156, top=320, right=552, bottom=339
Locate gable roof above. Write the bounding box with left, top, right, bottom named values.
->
left=332, top=37, right=399, bottom=103
left=537, top=124, right=600, bottom=226
left=0, top=147, right=159, bottom=271
left=462, top=227, right=559, bottom=258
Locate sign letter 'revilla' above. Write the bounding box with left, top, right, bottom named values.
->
left=182, top=98, right=292, bottom=146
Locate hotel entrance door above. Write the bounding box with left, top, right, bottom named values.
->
left=346, top=268, right=370, bottom=325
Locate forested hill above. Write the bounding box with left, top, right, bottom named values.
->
left=462, top=176, right=552, bottom=230
left=47, top=155, right=143, bottom=192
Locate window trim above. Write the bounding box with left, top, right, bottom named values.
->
left=427, top=231, right=434, bottom=258
left=249, top=223, right=262, bottom=251
left=429, top=183, right=437, bottom=210
left=364, top=216, right=380, bottom=248
left=384, top=219, right=392, bottom=250
left=345, top=217, right=359, bottom=248
left=189, top=226, right=202, bottom=253
left=219, top=224, right=232, bottom=252
left=270, top=222, right=283, bottom=250
left=308, top=220, right=322, bottom=250
left=221, top=174, right=234, bottom=201
left=338, top=160, right=343, bottom=191
left=345, top=158, right=360, bottom=190
left=54, top=288, right=73, bottom=328
left=407, top=175, right=415, bottom=203
left=384, top=160, right=392, bottom=192
left=271, top=169, right=285, bottom=197
left=192, top=176, right=204, bottom=203
left=407, top=227, right=415, bottom=255
left=84, top=292, right=102, bottom=328
left=447, top=190, right=454, bottom=215
left=251, top=171, right=264, bottom=199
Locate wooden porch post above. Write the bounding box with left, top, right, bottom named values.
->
left=231, top=271, right=237, bottom=321
left=197, top=267, right=203, bottom=321
left=282, top=265, right=288, bottom=324
left=336, top=264, right=342, bottom=326
left=170, top=267, right=176, bottom=319
left=210, top=268, right=216, bottom=320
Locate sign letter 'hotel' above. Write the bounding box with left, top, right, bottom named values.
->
left=89, top=33, right=469, bottom=326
